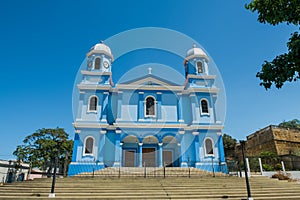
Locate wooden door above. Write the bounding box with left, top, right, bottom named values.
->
left=142, top=148, right=156, bottom=167
left=163, top=151, right=173, bottom=167
left=124, top=150, right=135, bottom=167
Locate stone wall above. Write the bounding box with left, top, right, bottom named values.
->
left=273, top=127, right=300, bottom=155
left=245, top=126, right=277, bottom=155
left=240, top=126, right=300, bottom=157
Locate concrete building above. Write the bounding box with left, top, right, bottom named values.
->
left=0, top=160, right=29, bottom=183
left=68, top=42, right=227, bottom=176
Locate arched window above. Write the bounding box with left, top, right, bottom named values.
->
left=84, top=137, right=94, bottom=155
left=94, top=57, right=101, bottom=70
left=89, top=96, right=98, bottom=112
left=205, top=138, right=214, bottom=155
left=200, top=99, right=209, bottom=114
left=145, top=96, right=155, bottom=117
left=197, top=61, right=203, bottom=73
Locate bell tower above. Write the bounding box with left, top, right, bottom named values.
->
left=83, top=41, right=114, bottom=86
left=184, top=44, right=209, bottom=77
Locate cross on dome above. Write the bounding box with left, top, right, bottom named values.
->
left=148, top=67, right=152, bottom=74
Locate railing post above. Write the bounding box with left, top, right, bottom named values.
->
left=258, top=158, right=263, bottom=175
left=240, top=140, right=253, bottom=200
left=281, top=161, right=286, bottom=176
left=49, top=156, right=58, bottom=198
left=211, top=156, right=215, bottom=178
left=163, top=162, right=166, bottom=179
left=144, top=162, right=146, bottom=178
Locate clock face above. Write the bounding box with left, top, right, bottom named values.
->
left=103, top=61, right=109, bottom=69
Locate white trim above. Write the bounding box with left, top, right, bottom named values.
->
left=78, top=84, right=111, bottom=91
left=83, top=136, right=95, bottom=156
left=87, top=95, right=98, bottom=113
left=115, top=84, right=184, bottom=91
left=144, top=95, right=157, bottom=118
left=186, top=74, right=216, bottom=80
left=73, top=122, right=222, bottom=130
left=86, top=50, right=114, bottom=61
left=204, top=137, right=214, bottom=157
left=125, top=77, right=176, bottom=86
left=192, top=131, right=199, bottom=135
left=81, top=70, right=112, bottom=76
left=200, top=98, right=210, bottom=116
left=185, top=54, right=209, bottom=62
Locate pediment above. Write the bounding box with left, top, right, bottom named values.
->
left=120, top=75, right=182, bottom=86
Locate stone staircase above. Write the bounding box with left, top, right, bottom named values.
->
left=79, top=167, right=225, bottom=177
left=1, top=173, right=300, bottom=199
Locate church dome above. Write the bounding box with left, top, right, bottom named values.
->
left=87, top=41, right=114, bottom=61
left=185, top=44, right=209, bottom=61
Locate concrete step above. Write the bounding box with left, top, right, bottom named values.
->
left=1, top=176, right=300, bottom=199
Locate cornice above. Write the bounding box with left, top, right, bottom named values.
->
left=186, top=75, right=216, bottom=80
left=77, top=84, right=112, bottom=91
left=81, top=70, right=112, bottom=76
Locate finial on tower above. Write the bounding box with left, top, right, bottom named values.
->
left=148, top=67, right=152, bottom=75
left=193, top=43, right=197, bottom=48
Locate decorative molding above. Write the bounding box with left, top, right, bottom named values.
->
left=116, top=130, right=122, bottom=134
left=158, top=143, right=163, bottom=146
left=186, top=125, right=224, bottom=130
left=100, top=130, right=107, bottom=134
left=77, top=84, right=111, bottom=91
left=186, top=74, right=216, bottom=80
left=81, top=70, right=112, bottom=76
left=192, top=131, right=199, bottom=135
left=114, top=84, right=184, bottom=91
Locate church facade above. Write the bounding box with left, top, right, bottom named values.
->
left=68, top=42, right=227, bottom=176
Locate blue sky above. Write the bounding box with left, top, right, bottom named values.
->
left=0, top=0, right=299, bottom=159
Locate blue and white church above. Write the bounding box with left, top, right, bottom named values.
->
left=68, top=42, right=227, bottom=176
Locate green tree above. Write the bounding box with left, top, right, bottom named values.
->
left=13, top=128, right=73, bottom=177
left=278, top=119, right=300, bottom=129
left=222, top=134, right=237, bottom=159
left=245, top=0, right=300, bottom=89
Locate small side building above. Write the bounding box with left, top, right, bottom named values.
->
left=0, top=160, right=29, bottom=183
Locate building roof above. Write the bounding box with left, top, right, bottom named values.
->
left=185, top=44, right=209, bottom=61
left=87, top=42, right=114, bottom=60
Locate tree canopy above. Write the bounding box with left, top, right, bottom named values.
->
left=13, top=128, right=73, bottom=176
left=245, top=0, right=300, bottom=89
left=222, top=134, right=237, bottom=159
left=278, top=119, right=300, bottom=129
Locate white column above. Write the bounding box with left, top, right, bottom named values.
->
left=158, top=143, right=163, bottom=167
left=138, top=143, right=143, bottom=167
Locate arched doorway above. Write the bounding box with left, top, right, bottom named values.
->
left=122, top=135, right=138, bottom=167
left=142, top=136, right=159, bottom=167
